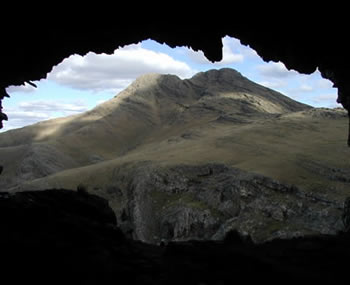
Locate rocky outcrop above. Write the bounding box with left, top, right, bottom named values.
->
left=301, top=107, right=348, bottom=119
left=2, top=188, right=350, bottom=284
left=0, top=189, right=128, bottom=283
left=0, top=143, right=79, bottom=191
left=105, top=163, right=343, bottom=244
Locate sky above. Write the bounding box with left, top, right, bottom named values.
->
left=2, top=36, right=340, bottom=132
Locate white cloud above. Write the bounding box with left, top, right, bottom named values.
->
left=96, top=99, right=108, bottom=105
left=18, top=100, right=88, bottom=114
left=316, top=79, right=334, bottom=89
left=299, top=84, right=313, bottom=92
left=258, top=80, right=288, bottom=90
left=288, top=84, right=314, bottom=95
left=186, top=36, right=244, bottom=65
left=257, top=62, right=299, bottom=78
left=186, top=49, right=210, bottom=64
left=0, top=109, right=50, bottom=132
left=48, top=44, right=196, bottom=92
left=7, top=110, right=49, bottom=121
left=219, top=37, right=244, bottom=64
left=6, top=82, right=37, bottom=93
left=0, top=100, right=89, bottom=132
left=310, top=94, right=340, bottom=108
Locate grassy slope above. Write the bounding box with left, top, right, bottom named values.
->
left=1, top=69, right=349, bottom=203
left=17, top=109, right=350, bottom=204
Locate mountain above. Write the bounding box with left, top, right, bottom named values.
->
left=0, top=68, right=349, bottom=243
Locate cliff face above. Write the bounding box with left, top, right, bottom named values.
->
left=0, top=189, right=124, bottom=282
left=93, top=163, right=343, bottom=244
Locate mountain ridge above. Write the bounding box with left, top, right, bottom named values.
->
left=0, top=68, right=348, bottom=243
left=0, top=68, right=310, bottom=147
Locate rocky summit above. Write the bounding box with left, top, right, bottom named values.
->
left=0, top=68, right=349, bottom=243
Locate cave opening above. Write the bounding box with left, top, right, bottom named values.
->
left=0, top=36, right=349, bottom=244
left=2, top=18, right=350, bottom=282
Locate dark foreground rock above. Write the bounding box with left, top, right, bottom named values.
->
left=1, top=189, right=350, bottom=284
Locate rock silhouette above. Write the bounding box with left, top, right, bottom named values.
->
left=1, top=188, right=350, bottom=284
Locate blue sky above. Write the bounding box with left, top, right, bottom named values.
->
left=2, top=36, right=339, bottom=132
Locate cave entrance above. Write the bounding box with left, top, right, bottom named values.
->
left=1, top=36, right=348, bottom=243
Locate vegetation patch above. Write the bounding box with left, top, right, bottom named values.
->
left=150, top=189, right=223, bottom=218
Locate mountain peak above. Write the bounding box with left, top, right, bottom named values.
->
left=193, top=68, right=243, bottom=78
left=0, top=68, right=310, bottom=149
left=189, top=68, right=244, bottom=84
left=185, top=68, right=310, bottom=113
left=132, top=73, right=181, bottom=87
left=133, top=69, right=242, bottom=86
left=135, top=73, right=164, bottom=81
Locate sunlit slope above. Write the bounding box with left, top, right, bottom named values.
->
left=1, top=68, right=348, bottom=198
left=16, top=107, right=348, bottom=199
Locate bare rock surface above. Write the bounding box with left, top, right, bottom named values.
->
left=98, top=162, right=344, bottom=244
